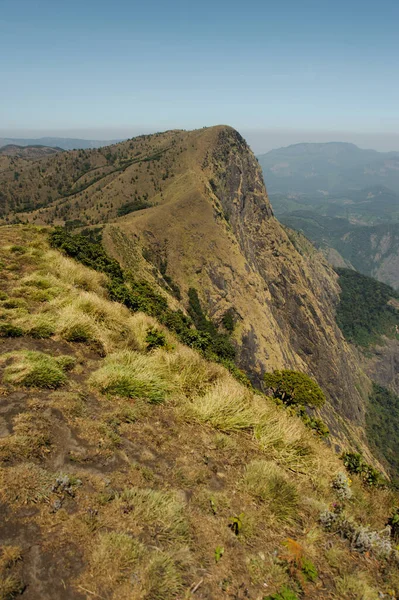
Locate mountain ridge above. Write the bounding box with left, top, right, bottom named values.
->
left=0, top=125, right=376, bottom=453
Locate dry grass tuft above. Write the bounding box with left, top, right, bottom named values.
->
left=0, top=463, right=53, bottom=505
left=89, top=351, right=170, bottom=403
left=44, top=250, right=107, bottom=294
left=140, top=551, right=184, bottom=600
left=114, top=487, right=189, bottom=544
left=0, top=575, right=24, bottom=600
left=334, top=572, right=380, bottom=599
left=242, top=460, right=299, bottom=523
left=0, top=410, right=52, bottom=462
left=187, top=379, right=255, bottom=431
left=88, top=532, right=143, bottom=589
left=0, top=546, right=22, bottom=571
left=0, top=350, right=73, bottom=389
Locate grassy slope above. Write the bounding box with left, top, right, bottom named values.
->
left=0, top=226, right=398, bottom=599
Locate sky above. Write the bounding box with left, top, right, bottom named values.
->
left=1, top=0, right=399, bottom=153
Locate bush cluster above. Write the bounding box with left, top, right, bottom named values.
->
left=341, top=452, right=386, bottom=487
left=145, top=327, right=167, bottom=351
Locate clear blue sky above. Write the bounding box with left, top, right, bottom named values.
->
left=1, top=0, right=399, bottom=151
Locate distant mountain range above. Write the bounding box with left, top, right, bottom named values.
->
left=0, top=144, right=63, bottom=159
left=0, top=136, right=123, bottom=151
left=261, top=143, right=399, bottom=289
left=258, top=141, right=399, bottom=194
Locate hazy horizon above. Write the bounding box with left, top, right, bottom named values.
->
left=1, top=127, right=399, bottom=155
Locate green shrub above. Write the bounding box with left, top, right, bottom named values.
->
left=0, top=323, right=24, bottom=338
left=146, top=327, right=167, bottom=351
left=49, top=228, right=124, bottom=281
left=295, top=406, right=329, bottom=437
left=187, top=288, right=236, bottom=360
left=10, top=245, right=27, bottom=254
left=341, top=452, right=386, bottom=487
left=1, top=351, right=73, bottom=389
left=264, top=587, right=299, bottom=600
left=117, top=199, right=151, bottom=216
left=264, top=370, right=325, bottom=408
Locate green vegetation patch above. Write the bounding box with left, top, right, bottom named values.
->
left=335, top=268, right=399, bottom=347
left=117, top=199, right=151, bottom=216
left=1, top=350, right=75, bottom=389
left=366, top=382, right=399, bottom=487
left=264, top=587, right=299, bottom=600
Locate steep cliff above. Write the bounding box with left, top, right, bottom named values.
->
left=101, top=128, right=368, bottom=435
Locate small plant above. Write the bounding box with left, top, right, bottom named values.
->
left=319, top=509, right=394, bottom=559
left=228, top=513, right=244, bottom=536
left=145, top=327, right=167, bottom=351
left=214, top=546, right=224, bottom=563
left=0, top=323, right=24, bottom=338
left=264, top=587, right=299, bottom=600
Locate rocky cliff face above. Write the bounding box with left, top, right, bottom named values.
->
left=101, top=127, right=370, bottom=444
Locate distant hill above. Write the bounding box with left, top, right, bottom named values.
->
left=0, top=136, right=123, bottom=151
left=258, top=142, right=399, bottom=194
left=0, top=144, right=63, bottom=159
left=265, top=145, right=399, bottom=289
